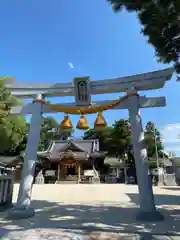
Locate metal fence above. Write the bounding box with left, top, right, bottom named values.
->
left=0, top=166, right=14, bottom=211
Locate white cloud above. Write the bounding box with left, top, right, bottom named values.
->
left=68, top=62, right=74, bottom=69
left=166, top=126, right=173, bottom=130
left=161, top=123, right=180, bottom=153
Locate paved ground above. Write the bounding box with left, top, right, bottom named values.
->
left=0, top=184, right=180, bottom=239
left=12, top=184, right=180, bottom=204
left=3, top=229, right=179, bottom=239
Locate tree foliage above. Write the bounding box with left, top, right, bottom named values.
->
left=108, top=0, right=180, bottom=73
left=84, top=119, right=132, bottom=156
left=84, top=119, right=164, bottom=168
left=83, top=126, right=113, bottom=151
left=145, top=121, right=164, bottom=159
left=109, top=119, right=131, bottom=156
left=38, top=116, right=74, bottom=151
left=0, top=82, right=28, bottom=155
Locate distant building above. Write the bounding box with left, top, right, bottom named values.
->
left=169, top=157, right=180, bottom=185
left=0, top=139, right=138, bottom=184
left=37, top=139, right=105, bottom=183
left=168, top=151, right=176, bottom=158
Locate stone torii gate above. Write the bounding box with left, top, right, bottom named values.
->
left=6, top=68, right=173, bottom=221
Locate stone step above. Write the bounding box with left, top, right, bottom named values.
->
left=55, top=180, right=78, bottom=184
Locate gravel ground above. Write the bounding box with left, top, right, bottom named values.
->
left=4, top=228, right=178, bottom=240
left=1, top=185, right=180, bottom=239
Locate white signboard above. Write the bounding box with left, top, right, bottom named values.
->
left=84, top=170, right=94, bottom=177
left=45, top=170, right=56, bottom=176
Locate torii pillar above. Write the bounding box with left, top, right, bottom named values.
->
left=8, top=95, right=43, bottom=219
left=128, top=91, right=163, bottom=221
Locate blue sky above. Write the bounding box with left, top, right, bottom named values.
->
left=1, top=0, right=180, bottom=154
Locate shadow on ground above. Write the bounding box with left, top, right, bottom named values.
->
left=0, top=192, right=180, bottom=237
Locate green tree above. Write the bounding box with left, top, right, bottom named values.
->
left=84, top=119, right=135, bottom=176
left=144, top=121, right=165, bottom=168
left=109, top=119, right=131, bottom=156
left=108, top=0, right=180, bottom=73
left=145, top=121, right=164, bottom=158
left=0, top=81, right=28, bottom=155
left=84, top=119, right=165, bottom=171
left=83, top=127, right=113, bottom=151
left=109, top=119, right=135, bottom=175
left=53, top=129, right=74, bottom=141
left=38, top=116, right=74, bottom=151
left=83, top=119, right=132, bottom=156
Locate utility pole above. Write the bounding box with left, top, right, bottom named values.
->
left=146, top=122, right=163, bottom=185
left=153, top=126, right=160, bottom=171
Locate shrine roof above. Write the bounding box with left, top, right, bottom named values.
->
left=37, top=139, right=105, bottom=161
left=104, top=157, right=128, bottom=167
left=0, top=156, right=21, bottom=167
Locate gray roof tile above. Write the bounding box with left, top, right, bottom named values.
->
left=37, top=139, right=103, bottom=161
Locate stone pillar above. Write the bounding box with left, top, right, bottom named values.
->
left=8, top=95, right=42, bottom=219
left=116, top=168, right=119, bottom=178
left=78, top=164, right=81, bottom=183
left=124, top=166, right=128, bottom=184
left=57, top=164, right=61, bottom=181
left=128, top=92, right=164, bottom=221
